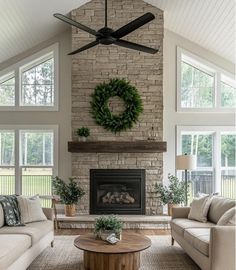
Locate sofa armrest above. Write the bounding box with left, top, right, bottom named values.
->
left=42, top=208, right=54, bottom=221
left=171, top=207, right=191, bottom=219
left=210, top=226, right=235, bottom=270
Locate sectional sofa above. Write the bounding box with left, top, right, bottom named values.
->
left=170, top=196, right=235, bottom=270
left=0, top=206, right=54, bottom=270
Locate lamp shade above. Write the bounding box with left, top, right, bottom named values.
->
left=176, top=154, right=197, bottom=170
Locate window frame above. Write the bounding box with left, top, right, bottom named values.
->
left=0, top=43, right=59, bottom=111
left=0, top=125, right=58, bottom=195
left=176, top=125, right=236, bottom=195
left=177, top=47, right=235, bottom=113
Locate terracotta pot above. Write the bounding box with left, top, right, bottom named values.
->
left=168, top=203, right=179, bottom=216
left=64, top=204, right=76, bottom=216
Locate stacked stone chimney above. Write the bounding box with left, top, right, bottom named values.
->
left=71, top=0, right=164, bottom=215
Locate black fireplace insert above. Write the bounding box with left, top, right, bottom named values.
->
left=90, top=169, right=145, bottom=215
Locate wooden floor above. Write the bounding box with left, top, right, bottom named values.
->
left=55, top=228, right=170, bottom=236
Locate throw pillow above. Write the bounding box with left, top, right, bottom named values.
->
left=0, top=195, right=24, bottom=226
left=188, top=195, right=212, bottom=222
left=217, top=207, right=236, bottom=226
left=17, top=195, right=47, bottom=224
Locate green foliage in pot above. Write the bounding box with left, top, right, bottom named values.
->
left=155, top=174, right=185, bottom=205
left=52, top=176, right=85, bottom=205
left=94, top=215, right=123, bottom=235
left=76, top=127, right=90, bottom=137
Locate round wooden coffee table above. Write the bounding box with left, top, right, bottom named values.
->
left=74, top=233, right=151, bottom=270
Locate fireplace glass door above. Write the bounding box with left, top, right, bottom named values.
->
left=90, top=169, right=145, bottom=215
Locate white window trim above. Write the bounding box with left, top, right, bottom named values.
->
left=0, top=43, right=59, bottom=111
left=0, top=71, right=15, bottom=84
left=176, top=125, right=236, bottom=194
left=177, top=47, right=235, bottom=113
left=0, top=125, right=58, bottom=195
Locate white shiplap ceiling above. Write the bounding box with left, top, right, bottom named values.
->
left=0, top=0, right=235, bottom=64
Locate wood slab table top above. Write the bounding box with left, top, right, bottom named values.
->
left=74, top=233, right=151, bottom=254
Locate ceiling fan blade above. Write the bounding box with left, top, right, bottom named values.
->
left=111, top=12, right=155, bottom=39
left=115, top=39, right=158, bottom=54
left=68, top=40, right=99, bottom=55
left=54, top=13, right=99, bottom=37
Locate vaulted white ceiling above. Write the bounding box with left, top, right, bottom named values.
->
left=0, top=0, right=235, bottom=64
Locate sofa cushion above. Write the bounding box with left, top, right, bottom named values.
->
left=184, top=228, right=210, bottom=256
left=0, top=220, right=53, bottom=245
left=0, top=204, right=4, bottom=228
left=0, top=234, right=31, bottom=269
left=208, top=196, right=235, bottom=224
left=170, top=218, right=215, bottom=236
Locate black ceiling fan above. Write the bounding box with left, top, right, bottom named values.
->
left=54, top=0, right=158, bottom=55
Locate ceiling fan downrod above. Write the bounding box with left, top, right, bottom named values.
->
left=105, top=0, right=108, bottom=27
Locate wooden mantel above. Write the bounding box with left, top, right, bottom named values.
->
left=68, top=141, right=167, bottom=153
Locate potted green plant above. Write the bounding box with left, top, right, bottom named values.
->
left=155, top=174, right=185, bottom=216
left=52, top=176, right=85, bottom=217
left=94, top=215, right=124, bottom=240
left=76, top=127, right=90, bottom=141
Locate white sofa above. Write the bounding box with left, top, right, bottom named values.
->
left=170, top=196, right=235, bottom=270
left=0, top=206, right=54, bottom=270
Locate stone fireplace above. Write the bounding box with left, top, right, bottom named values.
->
left=90, top=169, right=145, bottom=215
left=71, top=0, right=164, bottom=215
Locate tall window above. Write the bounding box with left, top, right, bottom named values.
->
left=177, top=47, right=236, bottom=111
left=0, top=126, right=58, bottom=206
left=0, top=43, right=58, bottom=111
left=177, top=126, right=236, bottom=200
left=0, top=130, right=15, bottom=194
left=221, top=133, right=236, bottom=198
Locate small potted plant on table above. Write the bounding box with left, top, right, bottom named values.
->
left=52, top=176, right=85, bottom=217
left=77, top=127, right=90, bottom=142
left=155, top=174, right=185, bottom=216
left=94, top=215, right=123, bottom=240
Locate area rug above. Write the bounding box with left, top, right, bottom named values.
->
left=28, top=235, right=200, bottom=270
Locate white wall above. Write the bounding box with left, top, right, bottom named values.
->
left=0, top=30, right=72, bottom=180
left=163, top=29, right=235, bottom=183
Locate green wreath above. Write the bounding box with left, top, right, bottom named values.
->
left=90, top=78, right=143, bottom=133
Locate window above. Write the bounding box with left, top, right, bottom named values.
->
left=0, top=72, right=15, bottom=106
left=181, top=62, right=214, bottom=108
left=177, top=126, right=236, bottom=201
left=0, top=126, right=58, bottom=206
left=177, top=47, right=235, bottom=111
left=221, top=75, right=236, bottom=108
left=20, top=131, right=53, bottom=166
left=21, top=56, right=54, bottom=106
left=0, top=43, right=58, bottom=111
